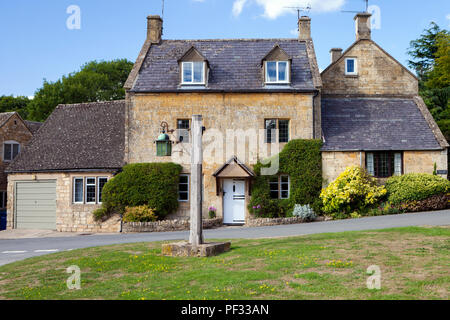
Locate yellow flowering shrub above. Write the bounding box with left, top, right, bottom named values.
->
left=320, top=166, right=387, bottom=218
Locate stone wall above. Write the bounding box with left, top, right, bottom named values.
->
left=7, top=172, right=121, bottom=233
left=0, top=114, right=34, bottom=191
left=126, top=92, right=315, bottom=222
left=246, top=216, right=306, bottom=227
left=321, top=40, right=418, bottom=96
left=322, top=151, right=363, bottom=185
left=122, top=218, right=223, bottom=233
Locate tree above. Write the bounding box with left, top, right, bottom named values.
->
left=425, top=33, right=450, bottom=89
left=27, top=59, right=133, bottom=121
left=0, top=95, right=31, bottom=119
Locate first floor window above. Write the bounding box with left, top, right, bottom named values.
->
left=345, top=58, right=357, bottom=75
left=0, top=191, right=6, bottom=209
left=265, top=119, right=289, bottom=143
left=265, top=61, right=289, bottom=83
left=98, top=178, right=108, bottom=203
left=366, top=152, right=402, bottom=178
left=182, top=62, right=205, bottom=84
left=177, top=119, right=190, bottom=143
left=86, top=178, right=97, bottom=203
left=179, top=175, right=189, bottom=202
left=3, top=142, right=20, bottom=161
left=73, top=178, right=84, bottom=203
left=269, top=175, right=290, bottom=199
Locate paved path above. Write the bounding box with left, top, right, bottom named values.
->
left=0, top=210, right=449, bottom=266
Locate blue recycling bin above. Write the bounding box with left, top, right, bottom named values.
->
left=0, top=210, right=6, bottom=231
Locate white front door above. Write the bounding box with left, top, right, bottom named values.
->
left=223, top=179, right=246, bottom=224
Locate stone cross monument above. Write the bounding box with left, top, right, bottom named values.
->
left=189, top=115, right=204, bottom=246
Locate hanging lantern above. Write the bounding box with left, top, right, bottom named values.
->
left=155, top=132, right=173, bottom=156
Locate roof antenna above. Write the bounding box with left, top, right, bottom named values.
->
left=341, top=0, right=369, bottom=13
left=161, top=0, right=165, bottom=35
left=284, top=3, right=312, bottom=31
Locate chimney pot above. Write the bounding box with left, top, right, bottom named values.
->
left=147, top=15, right=163, bottom=44
left=354, top=13, right=372, bottom=41
left=298, top=16, right=311, bottom=40
left=330, top=48, right=343, bottom=63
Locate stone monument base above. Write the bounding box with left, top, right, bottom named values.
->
left=162, top=241, right=231, bottom=257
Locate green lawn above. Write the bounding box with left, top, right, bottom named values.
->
left=0, top=226, right=449, bottom=300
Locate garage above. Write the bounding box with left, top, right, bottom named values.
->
left=15, top=181, right=57, bottom=230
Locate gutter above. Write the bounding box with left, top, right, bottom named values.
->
left=130, top=88, right=319, bottom=94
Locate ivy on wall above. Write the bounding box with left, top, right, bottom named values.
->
left=248, top=139, right=323, bottom=218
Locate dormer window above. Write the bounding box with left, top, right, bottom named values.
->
left=345, top=58, right=358, bottom=75
left=182, top=61, right=205, bottom=84
left=265, top=61, right=290, bottom=84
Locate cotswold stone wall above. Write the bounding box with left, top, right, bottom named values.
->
left=122, top=218, right=223, bottom=233
left=126, top=92, right=316, bottom=221
left=322, top=152, right=363, bottom=185
left=321, top=40, right=418, bottom=96
left=0, top=114, right=34, bottom=191
left=7, top=172, right=120, bottom=233
left=246, top=216, right=306, bottom=227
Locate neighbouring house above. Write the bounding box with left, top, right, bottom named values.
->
left=320, top=13, right=448, bottom=184
left=5, top=102, right=124, bottom=232
left=0, top=112, right=41, bottom=213
left=4, top=13, right=448, bottom=232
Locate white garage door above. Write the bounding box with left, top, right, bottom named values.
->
left=15, top=181, right=57, bottom=230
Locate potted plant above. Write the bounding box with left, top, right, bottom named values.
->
left=208, top=206, right=217, bottom=219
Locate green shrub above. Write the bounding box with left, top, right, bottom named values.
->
left=366, top=202, right=403, bottom=217
left=292, top=204, right=317, bottom=221
left=248, top=139, right=323, bottom=218
left=92, top=207, right=109, bottom=221
left=385, top=173, right=450, bottom=204
left=396, top=194, right=449, bottom=212
left=123, top=206, right=157, bottom=222
left=320, top=166, right=387, bottom=219
left=96, top=163, right=182, bottom=220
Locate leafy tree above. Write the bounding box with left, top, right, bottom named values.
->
left=27, top=59, right=133, bottom=121
left=425, top=33, right=450, bottom=89
left=0, top=95, right=31, bottom=119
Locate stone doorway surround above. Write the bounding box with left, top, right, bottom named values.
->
left=212, top=156, right=255, bottom=225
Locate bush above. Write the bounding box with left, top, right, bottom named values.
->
left=366, top=202, right=403, bottom=217
left=320, top=166, right=387, bottom=219
left=248, top=139, right=323, bottom=218
left=385, top=173, right=450, bottom=204
left=95, top=163, right=182, bottom=220
left=292, top=204, right=317, bottom=221
left=123, top=206, right=157, bottom=222
left=396, top=194, right=449, bottom=212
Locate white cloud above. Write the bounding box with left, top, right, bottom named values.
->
left=232, top=0, right=346, bottom=19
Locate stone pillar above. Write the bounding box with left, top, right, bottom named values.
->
left=189, top=115, right=204, bottom=246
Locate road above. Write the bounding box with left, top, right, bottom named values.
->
left=0, top=210, right=449, bottom=266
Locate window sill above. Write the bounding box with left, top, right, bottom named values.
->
left=344, top=74, right=359, bottom=78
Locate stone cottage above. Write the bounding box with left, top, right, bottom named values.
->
left=0, top=112, right=41, bottom=211
left=321, top=13, right=448, bottom=183
left=6, top=102, right=124, bottom=232
left=4, top=13, right=447, bottom=232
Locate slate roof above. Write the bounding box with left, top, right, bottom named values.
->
left=321, top=98, right=442, bottom=151
left=7, top=101, right=125, bottom=173
left=132, top=39, right=316, bottom=92
left=0, top=112, right=15, bottom=127
left=24, top=120, right=42, bottom=134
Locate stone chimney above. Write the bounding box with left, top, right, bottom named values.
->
left=298, top=16, right=311, bottom=40
left=330, top=48, right=343, bottom=63
left=354, top=13, right=372, bottom=41
left=147, top=15, right=163, bottom=44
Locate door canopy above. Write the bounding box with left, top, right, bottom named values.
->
left=213, top=156, right=255, bottom=178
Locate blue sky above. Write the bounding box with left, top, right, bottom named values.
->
left=0, top=0, right=449, bottom=97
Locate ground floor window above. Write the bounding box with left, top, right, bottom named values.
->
left=269, top=175, right=290, bottom=199
left=0, top=191, right=6, bottom=209
left=366, top=152, right=402, bottom=178
left=178, top=174, right=189, bottom=202
left=73, top=177, right=108, bottom=204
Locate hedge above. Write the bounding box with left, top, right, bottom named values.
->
left=248, top=139, right=323, bottom=218
left=94, top=163, right=182, bottom=220
left=385, top=173, right=450, bottom=204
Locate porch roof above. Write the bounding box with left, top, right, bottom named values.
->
left=213, top=156, right=255, bottom=178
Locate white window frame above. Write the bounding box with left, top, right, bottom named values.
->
left=85, top=177, right=97, bottom=204
left=3, top=140, right=20, bottom=162
left=97, top=177, right=108, bottom=204
left=265, top=61, right=290, bottom=84
left=280, top=175, right=290, bottom=199
left=178, top=174, right=190, bottom=202
left=345, top=58, right=358, bottom=75
left=73, top=177, right=84, bottom=204
left=181, top=61, right=206, bottom=85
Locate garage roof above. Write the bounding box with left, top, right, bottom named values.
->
left=6, top=100, right=125, bottom=173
